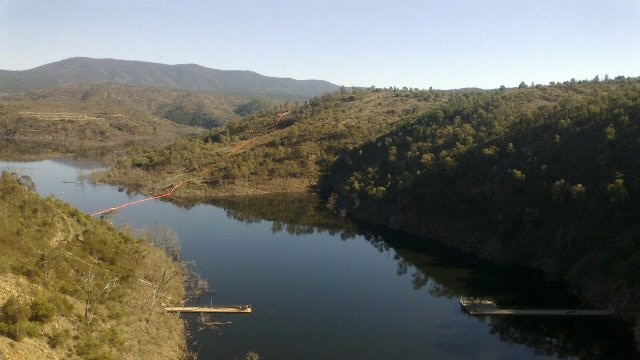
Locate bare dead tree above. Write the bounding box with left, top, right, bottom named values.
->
left=197, top=312, right=231, bottom=332
left=145, top=268, right=178, bottom=320
left=81, top=262, right=118, bottom=322
left=184, top=270, right=211, bottom=302
left=151, top=223, right=181, bottom=262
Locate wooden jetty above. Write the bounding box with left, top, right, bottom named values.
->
left=165, top=305, right=252, bottom=314
left=459, top=297, right=612, bottom=316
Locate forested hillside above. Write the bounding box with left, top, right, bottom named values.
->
left=0, top=172, right=185, bottom=359
left=319, top=78, right=640, bottom=321
left=95, top=87, right=447, bottom=196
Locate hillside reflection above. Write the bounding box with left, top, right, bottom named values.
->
left=0, top=138, right=126, bottom=161
left=208, top=193, right=640, bottom=360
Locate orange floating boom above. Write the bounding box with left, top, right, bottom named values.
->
left=89, top=181, right=185, bottom=217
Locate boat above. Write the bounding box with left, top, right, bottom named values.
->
left=459, top=297, right=612, bottom=316
left=459, top=296, right=496, bottom=307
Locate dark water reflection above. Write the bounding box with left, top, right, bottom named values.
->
left=0, top=138, right=125, bottom=161
left=209, top=194, right=640, bottom=360
left=2, top=160, right=638, bottom=360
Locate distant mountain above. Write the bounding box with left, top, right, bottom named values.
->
left=0, top=57, right=339, bottom=99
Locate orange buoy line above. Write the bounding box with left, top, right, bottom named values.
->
left=268, top=111, right=290, bottom=133
left=89, top=181, right=186, bottom=217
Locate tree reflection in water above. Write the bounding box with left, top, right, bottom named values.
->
left=206, top=193, right=639, bottom=359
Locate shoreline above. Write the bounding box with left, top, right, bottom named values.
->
left=91, top=167, right=640, bottom=353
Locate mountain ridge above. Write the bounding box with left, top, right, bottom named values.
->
left=0, top=57, right=339, bottom=99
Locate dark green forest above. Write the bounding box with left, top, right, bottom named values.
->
left=319, top=78, right=640, bottom=320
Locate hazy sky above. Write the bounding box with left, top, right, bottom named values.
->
left=1, top=0, right=638, bottom=89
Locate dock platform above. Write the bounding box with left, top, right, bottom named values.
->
left=459, top=297, right=612, bottom=316
left=165, top=305, right=252, bottom=314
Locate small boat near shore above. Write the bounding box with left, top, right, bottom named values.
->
left=459, top=297, right=613, bottom=316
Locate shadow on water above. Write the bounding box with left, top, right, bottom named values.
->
left=0, top=138, right=131, bottom=162
left=372, top=229, right=639, bottom=360
left=205, top=193, right=640, bottom=360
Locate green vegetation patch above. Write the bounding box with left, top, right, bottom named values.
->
left=0, top=171, right=186, bottom=359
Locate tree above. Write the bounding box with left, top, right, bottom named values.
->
left=145, top=268, right=179, bottom=320
left=607, top=179, right=628, bottom=202
left=605, top=124, right=616, bottom=141
left=0, top=296, right=31, bottom=340
left=16, top=174, right=35, bottom=191
left=81, top=262, right=118, bottom=322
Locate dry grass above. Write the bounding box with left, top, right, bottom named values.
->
left=0, top=173, right=188, bottom=359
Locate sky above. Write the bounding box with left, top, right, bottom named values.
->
left=0, top=0, right=639, bottom=89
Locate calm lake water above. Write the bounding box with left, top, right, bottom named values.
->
left=2, top=159, right=638, bottom=360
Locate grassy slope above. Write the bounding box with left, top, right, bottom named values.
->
left=94, top=88, right=449, bottom=197
left=0, top=83, right=275, bottom=160
left=0, top=172, right=186, bottom=359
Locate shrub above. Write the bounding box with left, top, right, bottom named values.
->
left=0, top=296, right=40, bottom=341
left=49, top=293, right=74, bottom=317
left=21, top=321, right=41, bottom=338
left=107, top=304, right=125, bottom=320
left=29, top=295, right=56, bottom=322
left=48, top=328, right=71, bottom=348
left=0, top=320, right=41, bottom=341
left=0, top=322, right=22, bottom=341
left=76, top=335, right=116, bottom=360
left=1, top=296, right=31, bottom=325
left=104, top=327, right=125, bottom=348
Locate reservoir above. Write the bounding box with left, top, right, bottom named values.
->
left=2, top=159, right=638, bottom=360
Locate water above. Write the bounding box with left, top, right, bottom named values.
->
left=2, top=159, right=638, bottom=360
